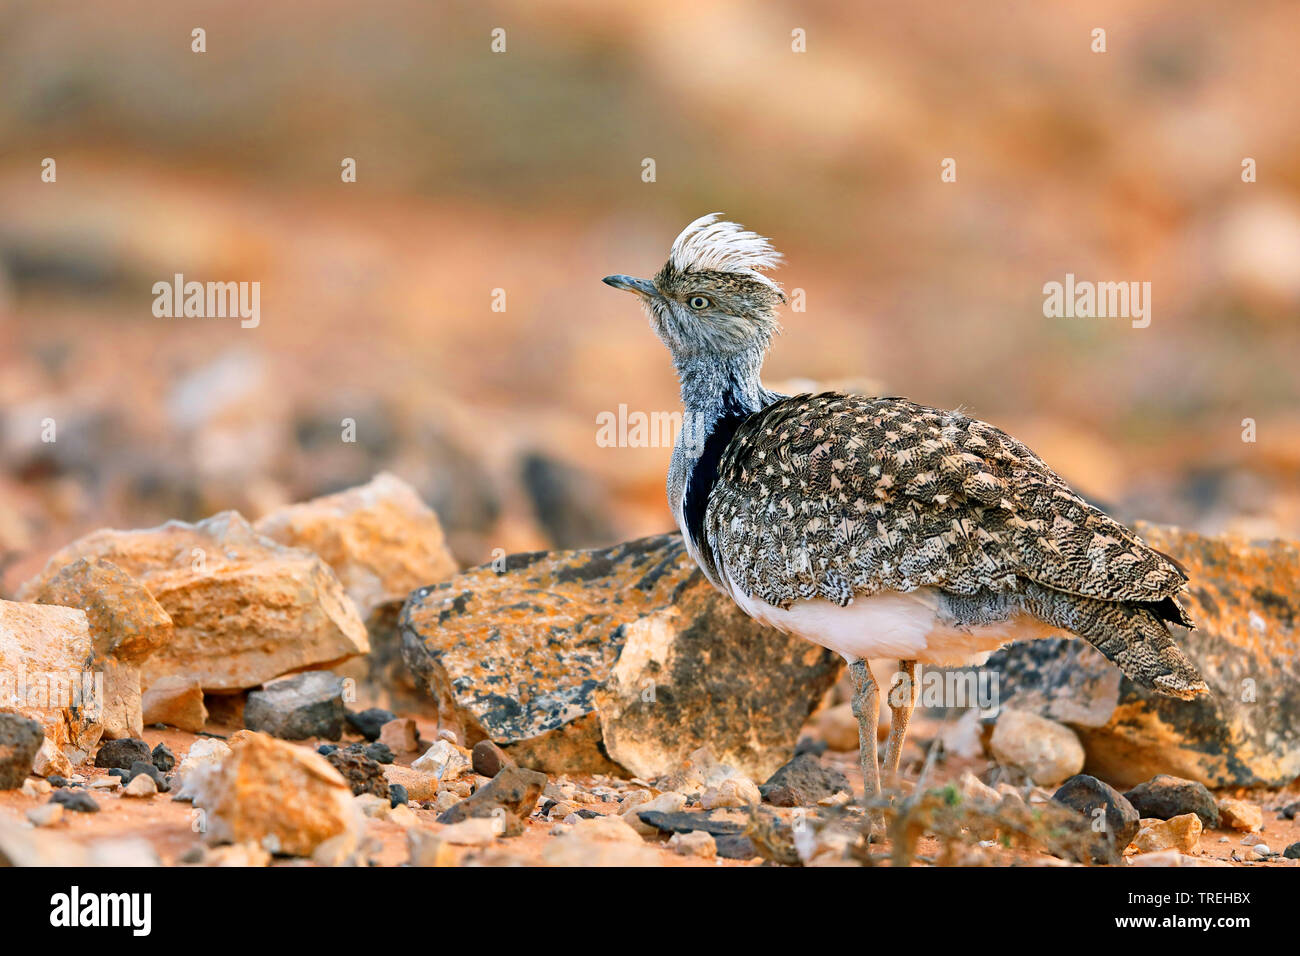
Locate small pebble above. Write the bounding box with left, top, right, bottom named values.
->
left=389, top=784, right=409, bottom=808
left=1251, top=844, right=1272, bottom=858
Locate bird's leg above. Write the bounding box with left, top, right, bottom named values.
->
left=849, top=659, right=882, bottom=832
left=883, top=660, right=917, bottom=788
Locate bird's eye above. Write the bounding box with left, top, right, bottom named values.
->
left=688, top=295, right=711, bottom=310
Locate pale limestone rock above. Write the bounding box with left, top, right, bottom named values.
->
left=990, top=709, right=1084, bottom=786
left=188, top=731, right=359, bottom=857
left=0, top=599, right=102, bottom=768
left=141, top=676, right=208, bottom=733
left=21, top=512, right=368, bottom=693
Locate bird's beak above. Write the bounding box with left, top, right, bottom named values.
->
left=602, top=274, right=657, bottom=297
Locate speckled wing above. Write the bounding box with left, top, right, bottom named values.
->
left=705, top=392, right=1190, bottom=611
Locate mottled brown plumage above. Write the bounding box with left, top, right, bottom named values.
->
left=706, top=391, right=1205, bottom=698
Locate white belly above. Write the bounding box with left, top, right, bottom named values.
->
left=725, top=577, right=1056, bottom=667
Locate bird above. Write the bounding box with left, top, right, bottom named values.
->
left=603, top=214, right=1208, bottom=822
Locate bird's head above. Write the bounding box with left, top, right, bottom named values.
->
left=603, top=214, right=785, bottom=363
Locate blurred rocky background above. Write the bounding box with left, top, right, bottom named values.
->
left=3, top=0, right=1300, bottom=597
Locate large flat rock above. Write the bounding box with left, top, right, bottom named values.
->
left=989, top=523, right=1300, bottom=788
left=20, top=512, right=369, bottom=693
left=400, top=534, right=841, bottom=780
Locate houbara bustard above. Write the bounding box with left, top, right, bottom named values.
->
left=604, top=214, right=1208, bottom=819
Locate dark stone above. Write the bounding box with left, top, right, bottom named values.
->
left=716, top=834, right=758, bottom=860
left=1284, top=842, right=1300, bottom=860
left=345, top=708, right=396, bottom=742
left=325, top=749, right=389, bottom=799
left=127, top=761, right=170, bottom=792
left=471, top=739, right=515, bottom=778
left=574, top=809, right=601, bottom=819
left=389, top=784, right=408, bottom=808
left=1052, top=774, right=1140, bottom=863
left=108, top=768, right=131, bottom=782
left=1279, top=801, right=1300, bottom=820
left=794, top=737, right=827, bottom=757
left=50, top=789, right=100, bottom=813
left=759, top=752, right=851, bottom=807
left=93, top=737, right=151, bottom=770
left=0, top=714, right=44, bottom=789
left=151, top=743, right=176, bottom=773
left=47, top=775, right=69, bottom=788
left=436, top=766, right=547, bottom=836
left=1123, top=775, right=1219, bottom=829
left=363, top=742, right=394, bottom=764
left=636, top=809, right=748, bottom=837
left=317, top=744, right=338, bottom=756
left=244, top=671, right=345, bottom=740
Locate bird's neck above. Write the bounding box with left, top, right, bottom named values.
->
left=674, top=347, right=776, bottom=425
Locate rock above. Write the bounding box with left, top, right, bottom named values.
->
left=32, top=739, right=74, bottom=778
left=1132, top=813, right=1203, bottom=855
left=1217, top=798, right=1262, bottom=832
left=173, top=738, right=232, bottom=798
left=244, top=671, right=345, bottom=740
left=0, top=599, right=102, bottom=768
left=123, top=773, right=158, bottom=797
left=400, top=534, right=840, bottom=779
left=407, top=827, right=457, bottom=867
left=991, top=710, right=1084, bottom=785
left=383, top=764, right=439, bottom=802
left=669, top=830, right=717, bottom=858
left=0, top=713, right=43, bottom=789
left=471, top=739, right=515, bottom=778
left=354, top=793, right=391, bottom=819
left=50, top=789, right=99, bottom=813
left=20, top=512, right=369, bottom=693
left=412, top=739, right=472, bottom=783
left=23, top=558, right=172, bottom=740
left=759, top=753, right=852, bottom=807
left=94, top=737, right=151, bottom=770
left=541, top=830, right=661, bottom=867
left=344, top=708, right=395, bottom=741
left=716, top=835, right=758, bottom=860
left=622, top=791, right=688, bottom=836
left=636, top=808, right=749, bottom=837
left=1127, top=849, right=1227, bottom=868
left=956, top=771, right=1002, bottom=807
left=204, top=843, right=272, bottom=867
left=355, top=741, right=393, bottom=764
left=324, top=749, right=390, bottom=799
left=26, top=802, right=64, bottom=826
left=152, top=743, right=175, bottom=773
left=435, top=766, right=547, bottom=836
left=378, top=718, right=419, bottom=754
left=1283, top=842, right=1300, bottom=860
left=817, top=703, right=861, bottom=752
left=1051, top=774, right=1141, bottom=863
left=700, top=777, right=761, bottom=809
left=253, top=473, right=458, bottom=620
left=89, top=776, right=121, bottom=791
left=1123, top=775, right=1219, bottom=829
left=126, top=760, right=169, bottom=792
left=141, top=676, right=208, bottom=732
left=1250, top=843, right=1272, bottom=858
left=0, top=817, right=89, bottom=865
left=21, top=778, right=51, bottom=798
left=988, top=525, right=1300, bottom=788
left=188, top=731, right=359, bottom=857
left=389, top=784, right=408, bottom=807
left=439, top=816, right=504, bottom=845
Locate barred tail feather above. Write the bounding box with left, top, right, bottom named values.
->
left=1024, top=584, right=1209, bottom=700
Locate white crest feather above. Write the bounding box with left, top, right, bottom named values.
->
left=668, top=214, right=783, bottom=287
